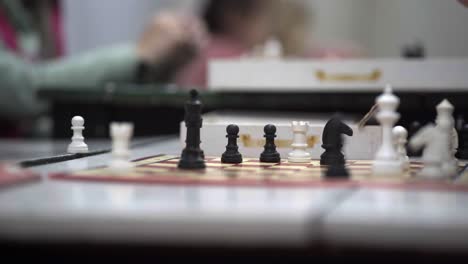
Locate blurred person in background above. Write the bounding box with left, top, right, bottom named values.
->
left=3, top=0, right=464, bottom=137
left=0, top=0, right=202, bottom=137
left=176, top=0, right=275, bottom=87
left=272, top=0, right=363, bottom=59
left=176, top=0, right=364, bottom=87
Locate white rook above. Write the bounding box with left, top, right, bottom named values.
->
left=288, top=121, right=312, bottom=163
left=109, top=122, right=134, bottom=171
left=372, top=85, right=403, bottom=177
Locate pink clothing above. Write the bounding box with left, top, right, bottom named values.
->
left=51, top=3, right=64, bottom=57
left=0, top=8, right=19, bottom=53
left=176, top=36, right=249, bottom=88
left=0, top=2, right=64, bottom=59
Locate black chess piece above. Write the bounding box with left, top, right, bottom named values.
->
left=260, top=124, right=281, bottom=163
left=221, top=124, right=243, bottom=164
left=178, top=90, right=206, bottom=169
left=320, top=116, right=353, bottom=166
left=456, top=124, right=468, bottom=160
left=325, top=162, right=350, bottom=179
left=402, top=41, right=426, bottom=59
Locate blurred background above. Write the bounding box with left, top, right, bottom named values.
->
left=0, top=0, right=468, bottom=139
left=64, top=0, right=468, bottom=58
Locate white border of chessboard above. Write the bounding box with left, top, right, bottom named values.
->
left=50, top=155, right=468, bottom=192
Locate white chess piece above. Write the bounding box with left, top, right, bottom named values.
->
left=409, top=100, right=457, bottom=180
left=288, top=121, right=312, bottom=163
left=67, top=116, right=89, bottom=154
left=109, top=122, right=134, bottom=171
left=435, top=99, right=459, bottom=158
left=410, top=124, right=445, bottom=179
left=372, top=84, right=403, bottom=177
left=263, top=37, right=283, bottom=58
left=392, top=126, right=410, bottom=171
left=451, top=128, right=459, bottom=157
left=436, top=99, right=458, bottom=177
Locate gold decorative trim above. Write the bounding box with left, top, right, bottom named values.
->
left=240, top=134, right=319, bottom=148
left=316, top=69, right=381, bottom=82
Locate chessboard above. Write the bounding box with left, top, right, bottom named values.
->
left=50, top=155, right=468, bottom=192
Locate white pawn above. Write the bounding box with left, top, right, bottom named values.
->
left=392, top=126, right=410, bottom=171
left=288, top=121, right=312, bottom=163
left=67, top=116, right=89, bottom=154
left=372, top=84, right=403, bottom=177
left=263, top=37, right=283, bottom=58
left=109, top=122, right=134, bottom=171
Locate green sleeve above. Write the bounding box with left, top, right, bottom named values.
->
left=0, top=44, right=140, bottom=118
left=38, top=44, right=140, bottom=89
left=0, top=49, right=46, bottom=118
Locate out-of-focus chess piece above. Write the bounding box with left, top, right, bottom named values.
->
left=109, top=122, right=134, bottom=171
left=393, top=126, right=410, bottom=171
left=67, top=116, right=89, bottom=154
left=288, top=121, right=312, bottom=163
left=402, top=40, right=426, bottom=59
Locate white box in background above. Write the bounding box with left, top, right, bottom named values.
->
left=180, top=112, right=382, bottom=160
left=209, top=58, right=468, bottom=92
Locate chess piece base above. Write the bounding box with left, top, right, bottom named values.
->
left=221, top=153, right=243, bottom=164
left=401, top=159, right=410, bottom=171
left=418, top=166, right=445, bottom=180
left=324, top=165, right=350, bottom=179
left=320, top=149, right=344, bottom=166
left=178, top=147, right=206, bottom=169
left=288, top=151, right=312, bottom=163
left=109, top=160, right=134, bottom=172
left=441, top=161, right=458, bottom=178
left=372, top=160, right=403, bottom=177
left=260, top=153, right=281, bottom=163
left=67, top=144, right=89, bottom=154
left=178, top=160, right=206, bottom=169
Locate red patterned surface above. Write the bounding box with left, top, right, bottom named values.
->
left=50, top=156, right=468, bottom=192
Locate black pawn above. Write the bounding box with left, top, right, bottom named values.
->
left=260, top=124, right=281, bottom=163
left=178, top=89, right=206, bottom=169
left=320, top=116, right=353, bottom=166
left=222, top=125, right=243, bottom=164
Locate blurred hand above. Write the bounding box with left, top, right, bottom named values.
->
left=137, top=11, right=206, bottom=65
left=459, top=0, right=468, bottom=7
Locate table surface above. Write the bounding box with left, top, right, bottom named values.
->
left=1, top=137, right=468, bottom=252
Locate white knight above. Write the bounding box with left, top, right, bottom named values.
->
left=409, top=99, right=457, bottom=179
